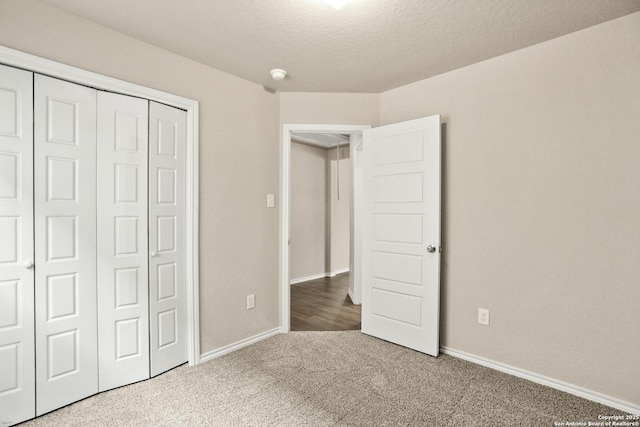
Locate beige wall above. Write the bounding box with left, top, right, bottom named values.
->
left=0, top=0, right=281, bottom=353
left=279, top=92, right=379, bottom=126
left=380, top=12, right=640, bottom=404
left=328, top=146, right=351, bottom=274
left=290, top=143, right=351, bottom=281
left=290, top=142, right=327, bottom=280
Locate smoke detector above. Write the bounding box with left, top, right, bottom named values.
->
left=270, top=69, right=287, bottom=81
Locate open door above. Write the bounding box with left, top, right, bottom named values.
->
left=361, top=115, right=441, bottom=356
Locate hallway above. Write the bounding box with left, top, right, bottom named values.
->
left=290, top=273, right=361, bottom=331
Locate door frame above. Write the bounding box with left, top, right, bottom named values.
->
left=0, top=45, right=201, bottom=365
left=280, top=124, right=370, bottom=332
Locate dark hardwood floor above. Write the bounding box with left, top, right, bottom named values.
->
left=290, top=272, right=361, bottom=331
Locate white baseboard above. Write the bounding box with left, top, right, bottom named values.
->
left=441, top=346, right=640, bottom=416
left=329, top=267, right=350, bottom=277
left=290, top=269, right=350, bottom=285
left=289, top=273, right=327, bottom=285
left=347, top=288, right=361, bottom=305
left=199, top=327, right=283, bottom=363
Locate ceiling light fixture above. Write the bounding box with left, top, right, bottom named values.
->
left=322, top=0, right=352, bottom=11
left=270, top=68, right=287, bottom=81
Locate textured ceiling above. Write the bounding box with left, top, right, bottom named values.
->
left=40, top=0, right=640, bottom=93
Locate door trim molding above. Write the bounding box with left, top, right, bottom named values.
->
left=281, top=124, right=370, bottom=332
left=0, top=45, right=201, bottom=366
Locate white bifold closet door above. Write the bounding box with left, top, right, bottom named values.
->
left=97, top=92, right=149, bottom=391
left=0, top=65, right=188, bottom=426
left=148, top=102, right=187, bottom=377
left=33, top=74, right=98, bottom=415
left=0, top=64, right=35, bottom=425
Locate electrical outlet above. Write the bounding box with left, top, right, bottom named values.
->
left=478, top=308, right=490, bottom=326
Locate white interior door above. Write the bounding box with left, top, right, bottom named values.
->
left=97, top=91, right=149, bottom=391
left=148, top=101, right=187, bottom=376
left=361, top=115, right=441, bottom=356
left=34, top=74, right=98, bottom=414
left=0, top=64, right=35, bottom=425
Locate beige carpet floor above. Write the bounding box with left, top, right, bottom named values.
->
left=23, top=331, right=626, bottom=426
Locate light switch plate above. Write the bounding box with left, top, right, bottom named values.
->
left=267, top=194, right=275, bottom=208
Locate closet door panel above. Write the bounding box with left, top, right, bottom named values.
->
left=0, top=64, right=35, bottom=426
left=97, top=92, right=149, bottom=391
left=148, top=102, right=187, bottom=376
left=34, top=74, right=98, bottom=416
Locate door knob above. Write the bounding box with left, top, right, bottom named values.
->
left=24, top=260, right=34, bottom=269
left=150, top=251, right=158, bottom=257
left=426, top=245, right=436, bottom=253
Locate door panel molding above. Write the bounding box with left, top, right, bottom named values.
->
left=148, top=101, right=188, bottom=377
left=97, top=91, right=150, bottom=391
left=34, top=73, right=98, bottom=415
left=0, top=63, right=35, bottom=426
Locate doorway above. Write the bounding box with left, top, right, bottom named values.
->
left=280, top=124, right=370, bottom=332
left=289, top=133, right=355, bottom=330
left=282, top=117, right=441, bottom=356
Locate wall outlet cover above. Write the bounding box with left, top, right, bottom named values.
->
left=478, top=308, right=490, bottom=326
